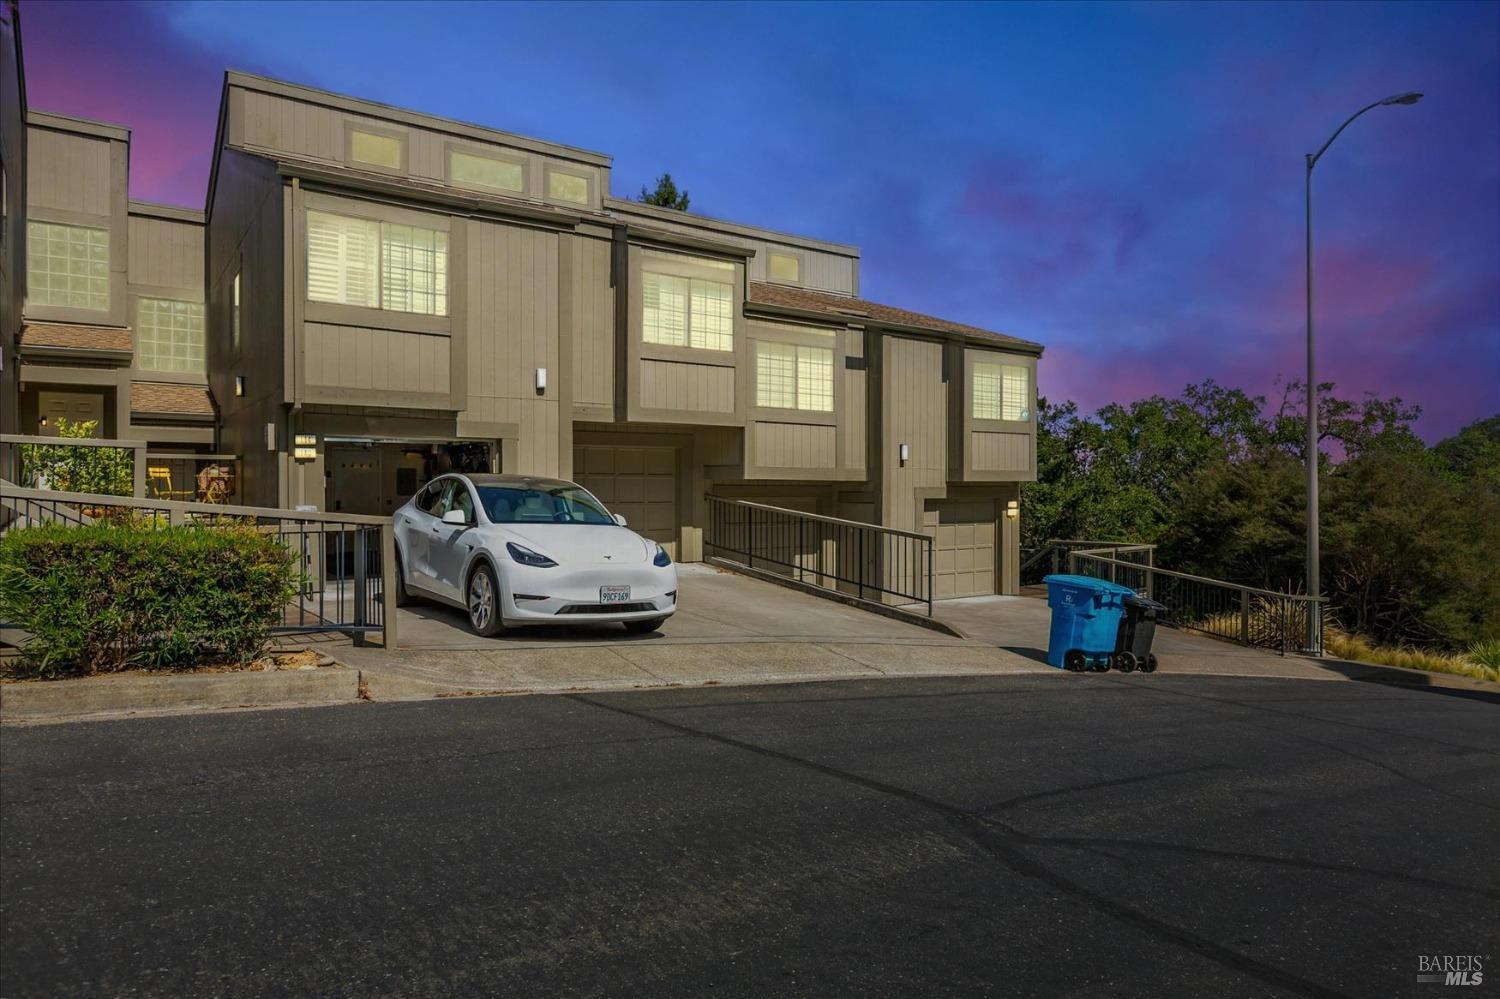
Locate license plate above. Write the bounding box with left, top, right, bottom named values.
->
left=599, top=585, right=631, bottom=603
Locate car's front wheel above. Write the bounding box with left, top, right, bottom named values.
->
left=623, top=617, right=667, bottom=635
left=467, top=563, right=506, bottom=637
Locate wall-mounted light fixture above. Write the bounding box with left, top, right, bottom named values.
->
left=265, top=422, right=277, bottom=452
left=234, top=375, right=246, bottom=397
left=535, top=367, right=548, bottom=394
left=899, top=443, right=910, bottom=466
left=1005, top=499, right=1020, bottom=520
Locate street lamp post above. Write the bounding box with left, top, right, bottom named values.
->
left=1303, top=91, right=1421, bottom=654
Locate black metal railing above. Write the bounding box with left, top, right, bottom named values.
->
left=704, top=496, right=934, bottom=615
left=1068, top=551, right=1325, bottom=656
left=0, top=481, right=395, bottom=643
left=1022, top=539, right=1157, bottom=587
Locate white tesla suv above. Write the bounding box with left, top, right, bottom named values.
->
left=392, top=473, right=678, bottom=637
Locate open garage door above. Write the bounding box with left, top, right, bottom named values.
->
left=574, top=445, right=679, bottom=555
left=924, top=499, right=996, bottom=598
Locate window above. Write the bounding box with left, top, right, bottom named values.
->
left=306, top=210, right=447, bottom=316
left=449, top=150, right=524, bottom=194
left=137, top=298, right=205, bottom=373
left=477, top=485, right=614, bottom=525
left=381, top=223, right=448, bottom=316
left=350, top=129, right=403, bottom=170
left=547, top=169, right=589, bottom=205
left=27, top=221, right=109, bottom=310
left=972, top=361, right=1030, bottom=421
left=756, top=341, right=833, bottom=412
left=768, top=252, right=801, bottom=284
left=642, top=272, right=733, bottom=351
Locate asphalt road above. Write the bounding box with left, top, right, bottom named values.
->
left=2, top=674, right=1497, bottom=998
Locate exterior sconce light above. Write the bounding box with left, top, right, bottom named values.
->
left=293, top=434, right=318, bottom=462
left=899, top=443, right=909, bottom=466
left=265, top=422, right=278, bottom=452
left=535, top=367, right=547, bottom=394
left=234, top=375, right=246, bottom=397
left=1005, top=499, right=1020, bottom=520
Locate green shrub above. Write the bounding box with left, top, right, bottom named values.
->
left=17, top=418, right=134, bottom=496
left=1468, top=639, right=1500, bottom=673
left=0, top=522, right=298, bottom=678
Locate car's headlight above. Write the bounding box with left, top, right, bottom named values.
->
left=652, top=544, right=672, bottom=568
left=507, top=542, right=558, bottom=568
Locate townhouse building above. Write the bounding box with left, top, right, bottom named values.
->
left=3, top=46, right=1044, bottom=599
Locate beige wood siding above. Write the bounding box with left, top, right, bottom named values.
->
left=26, top=127, right=112, bottom=217
left=881, top=335, right=947, bottom=533
left=303, top=323, right=451, bottom=399
left=128, top=215, right=204, bottom=293
left=568, top=234, right=613, bottom=409
left=457, top=218, right=563, bottom=477
left=972, top=431, right=1030, bottom=472
left=233, top=83, right=606, bottom=209
left=840, top=329, right=866, bottom=474
left=639, top=358, right=735, bottom=413
left=751, top=422, right=836, bottom=469
left=746, top=242, right=857, bottom=296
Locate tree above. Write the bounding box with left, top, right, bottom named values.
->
left=638, top=173, right=690, bottom=211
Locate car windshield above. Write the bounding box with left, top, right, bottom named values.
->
left=476, top=485, right=616, bottom=525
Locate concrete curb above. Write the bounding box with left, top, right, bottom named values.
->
left=0, top=666, right=361, bottom=724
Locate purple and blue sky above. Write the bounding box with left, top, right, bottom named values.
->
left=21, top=0, right=1499, bottom=440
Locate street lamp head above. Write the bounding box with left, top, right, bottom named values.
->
left=1381, top=92, right=1423, bottom=106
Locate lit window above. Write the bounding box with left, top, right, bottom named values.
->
left=1001, top=364, right=1030, bottom=421
left=381, top=224, right=448, bottom=316
left=307, top=211, right=379, bottom=308
left=350, top=130, right=402, bottom=170
left=642, top=272, right=688, bottom=347
left=756, top=342, right=796, bottom=409
left=972, top=360, right=1030, bottom=421
left=547, top=169, right=589, bottom=205
left=756, top=341, right=833, bottom=412
left=642, top=272, right=733, bottom=351
left=450, top=150, right=524, bottom=193
left=27, top=221, right=109, bottom=310
left=306, top=210, right=447, bottom=317
left=137, top=298, right=205, bottom=373
left=231, top=273, right=242, bottom=350
left=768, top=252, right=801, bottom=284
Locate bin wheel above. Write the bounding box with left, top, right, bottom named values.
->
left=1143, top=653, right=1159, bottom=673
left=1114, top=652, right=1138, bottom=673
left=1064, top=650, right=1087, bottom=672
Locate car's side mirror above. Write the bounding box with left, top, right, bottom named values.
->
left=442, top=509, right=469, bottom=526
left=612, top=513, right=628, bottom=527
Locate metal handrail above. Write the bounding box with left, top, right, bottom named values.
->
left=0, top=481, right=387, bottom=526
left=0, top=480, right=396, bottom=646
left=703, top=495, right=934, bottom=615
left=1069, top=552, right=1327, bottom=605
left=713, top=498, right=933, bottom=542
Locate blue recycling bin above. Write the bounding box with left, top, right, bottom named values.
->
left=1044, top=574, right=1134, bottom=671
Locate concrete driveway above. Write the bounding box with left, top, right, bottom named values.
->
left=335, top=565, right=1048, bottom=699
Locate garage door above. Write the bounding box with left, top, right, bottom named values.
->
left=574, top=445, right=679, bottom=555
left=924, top=499, right=996, bottom=599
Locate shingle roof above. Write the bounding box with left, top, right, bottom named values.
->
left=20, top=322, right=133, bottom=353
left=747, top=282, right=1042, bottom=352
left=130, top=382, right=215, bottom=418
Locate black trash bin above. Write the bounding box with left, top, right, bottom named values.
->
left=1114, top=594, right=1166, bottom=673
